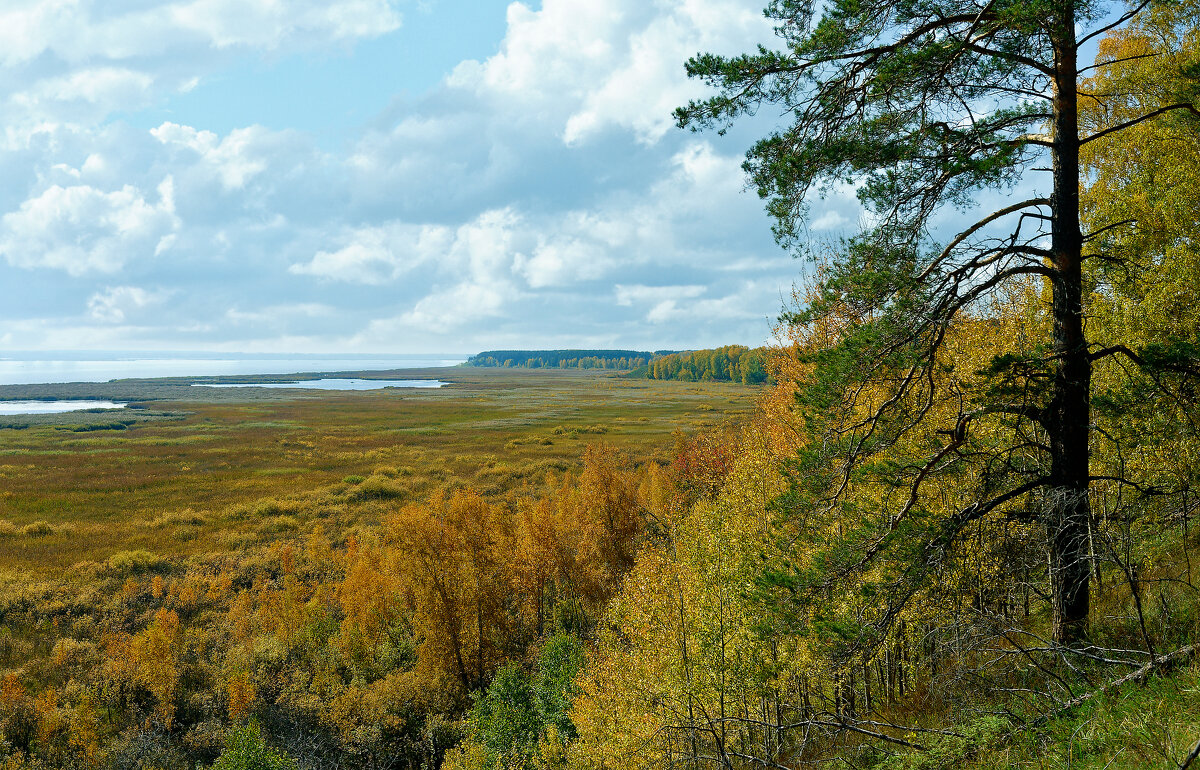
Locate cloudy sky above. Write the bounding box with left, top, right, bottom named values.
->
left=0, top=0, right=864, bottom=354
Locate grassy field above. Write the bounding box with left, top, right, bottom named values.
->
left=0, top=367, right=760, bottom=572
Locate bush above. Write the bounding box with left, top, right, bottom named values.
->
left=150, top=509, right=208, bottom=528
left=106, top=549, right=166, bottom=575
left=253, top=499, right=299, bottom=518
left=258, top=516, right=300, bottom=534
left=346, top=475, right=408, bottom=502
left=470, top=663, right=541, bottom=767
left=212, top=723, right=297, bottom=770
left=20, top=521, right=54, bottom=537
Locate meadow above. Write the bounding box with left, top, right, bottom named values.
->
left=0, top=367, right=758, bottom=572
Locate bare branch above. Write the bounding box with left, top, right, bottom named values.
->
left=1077, top=0, right=1153, bottom=47
left=1077, top=50, right=1161, bottom=77
left=919, top=198, right=1052, bottom=281
left=1081, top=104, right=1200, bottom=146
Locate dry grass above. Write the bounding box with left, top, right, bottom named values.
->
left=0, top=367, right=759, bottom=572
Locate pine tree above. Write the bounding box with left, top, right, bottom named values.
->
left=677, top=0, right=1200, bottom=645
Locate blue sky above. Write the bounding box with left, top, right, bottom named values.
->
left=0, top=0, right=866, bottom=354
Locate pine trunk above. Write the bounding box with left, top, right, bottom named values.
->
left=1048, top=3, right=1092, bottom=646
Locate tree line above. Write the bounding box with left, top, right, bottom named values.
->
left=466, top=350, right=664, bottom=370
left=467, top=346, right=772, bottom=386
left=629, top=345, right=770, bottom=384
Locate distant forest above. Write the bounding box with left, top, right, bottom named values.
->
left=466, top=350, right=665, bottom=370
left=630, top=345, right=769, bottom=385
left=467, top=347, right=770, bottom=385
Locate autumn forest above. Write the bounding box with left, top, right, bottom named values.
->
left=5, top=0, right=1200, bottom=768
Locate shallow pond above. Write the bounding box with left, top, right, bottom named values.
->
left=191, top=378, right=448, bottom=391
left=0, top=400, right=127, bottom=415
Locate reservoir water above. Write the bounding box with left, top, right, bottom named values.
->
left=193, top=379, right=447, bottom=390
left=0, top=354, right=466, bottom=385
left=0, top=400, right=127, bottom=415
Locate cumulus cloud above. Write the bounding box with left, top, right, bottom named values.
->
left=225, top=303, right=335, bottom=324
left=166, top=0, right=402, bottom=50
left=152, top=121, right=300, bottom=190
left=87, top=285, right=171, bottom=322
left=615, top=283, right=706, bottom=322
left=0, top=177, right=179, bottom=275
left=0, top=0, right=402, bottom=67
left=290, top=222, right=452, bottom=284
left=11, top=66, right=154, bottom=116
left=0, top=0, right=403, bottom=141
left=450, top=0, right=773, bottom=146
left=617, top=281, right=771, bottom=324
left=0, top=0, right=810, bottom=353
left=399, top=280, right=513, bottom=333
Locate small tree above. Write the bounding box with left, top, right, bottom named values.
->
left=677, top=0, right=1200, bottom=647
left=212, top=723, right=296, bottom=770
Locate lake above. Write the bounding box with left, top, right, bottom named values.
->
left=193, top=379, right=447, bottom=390
left=0, top=354, right=466, bottom=385
left=0, top=400, right=127, bottom=415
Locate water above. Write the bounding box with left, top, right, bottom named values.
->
left=0, top=400, right=127, bottom=415
left=0, top=354, right=466, bottom=385
left=194, top=379, right=447, bottom=390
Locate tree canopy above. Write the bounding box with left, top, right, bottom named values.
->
left=677, top=0, right=1200, bottom=649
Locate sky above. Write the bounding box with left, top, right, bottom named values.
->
left=0, top=0, right=867, bottom=355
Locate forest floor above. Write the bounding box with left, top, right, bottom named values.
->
left=0, top=367, right=760, bottom=573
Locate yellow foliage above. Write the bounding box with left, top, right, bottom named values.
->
left=572, top=440, right=790, bottom=769
left=130, top=607, right=182, bottom=727
left=337, top=551, right=400, bottom=660
left=207, top=571, right=234, bottom=602
left=33, top=687, right=60, bottom=750
left=67, top=695, right=101, bottom=769
left=226, top=671, right=256, bottom=722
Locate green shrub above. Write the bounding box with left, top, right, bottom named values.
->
left=212, top=723, right=296, bottom=770
left=259, top=516, right=299, bottom=534
left=150, top=509, right=208, bottom=528
left=106, top=549, right=166, bottom=575
left=471, top=663, right=541, bottom=767
left=21, top=521, right=54, bottom=537
left=347, top=475, right=408, bottom=501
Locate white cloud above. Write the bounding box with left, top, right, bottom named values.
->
left=0, top=0, right=403, bottom=140
left=615, top=283, right=708, bottom=323
left=0, top=177, right=179, bottom=275
left=290, top=222, right=451, bottom=284
left=451, top=0, right=772, bottom=146
left=615, top=283, right=707, bottom=306
left=0, top=0, right=402, bottom=66
left=153, top=121, right=300, bottom=190
left=810, top=209, right=850, bottom=231
left=225, top=303, right=335, bottom=323
left=87, top=285, right=171, bottom=322
left=446, top=207, right=528, bottom=281
left=565, top=0, right=772, bottom=145
left=5, top=67, right=157, bottom=131
left=399, top=280, right=513, bottom=333
left=167, top=0, right=401, bottom=50
left=617, top=281, right=768, bottom=324
left=17, top=66, right=153, bottom=107
left=0, top=0, right=800, bottom=353
left=513, top=210, right=635, bottom=288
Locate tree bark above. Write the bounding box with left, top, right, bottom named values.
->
left=1048, top=2, right=1092, bottom=646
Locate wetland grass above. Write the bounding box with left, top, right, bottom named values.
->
left=0, top=368, right=759, bottom=572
